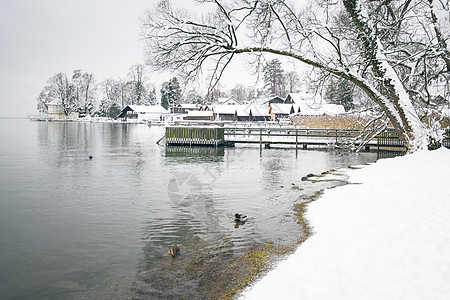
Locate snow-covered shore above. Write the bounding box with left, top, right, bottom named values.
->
left=241, top=147, right=450, bottom=299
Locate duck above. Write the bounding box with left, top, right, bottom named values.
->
left=89, top=155, right=93, bottom=159
left=168, top=244, right=181, bottom=257
left=234, top=213, right=248, bottom=223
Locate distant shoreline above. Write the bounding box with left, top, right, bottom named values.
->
left=0, top=117, right=28, bottom=119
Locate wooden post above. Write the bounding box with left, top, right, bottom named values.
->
left=260, top=128, right=262, bottom=151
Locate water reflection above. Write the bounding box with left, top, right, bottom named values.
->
left=377, top=150, right=405, bottom=159
left=166, top=145, right=225, bottom=158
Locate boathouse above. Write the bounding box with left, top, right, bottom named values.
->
left=117, top=105, right=168, bottom=122
left=212, top=105, right=242, bottom=121
left=237, top=104, right=270, bottom=121
left=170, top=103, right=200, bottom=114
left=47, top=100, right=79, bottom=119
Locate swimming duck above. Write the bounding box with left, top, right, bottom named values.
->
left=234, top=213, right=248, bottom=223
left=168, top=244, right=181, bottom=257
left=89, top=155, right=93, bottom=159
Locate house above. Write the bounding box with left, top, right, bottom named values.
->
left=47, top=100, right=79, bottom=119
left=269, top=103, right=300, bottom=121
left=198, top=105, right=211, bottom=111
left=264, top=96, right=285, bottom=106
left=47, top=100, right=65, bottom=119
left=237, top=104, right=270, bottom=121
left=117, top=105, right=168, bottom=121
left=211, top=104, right=245, bottom=121
left=184, top=110, right=214, bottom=121
left=170, top=103, right=200, bottom=114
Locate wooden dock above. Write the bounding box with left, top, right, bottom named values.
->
left=224, top=127, right=404, bottom=150
left=164, top=125, right=450, bottom=151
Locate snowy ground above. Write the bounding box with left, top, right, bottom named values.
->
left=240, top=147, right=450, bottom=300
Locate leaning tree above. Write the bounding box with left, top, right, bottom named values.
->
left=141, top=0, right=450, bottom=152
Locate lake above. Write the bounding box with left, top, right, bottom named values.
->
left=0, top=119, right=378, bottom=299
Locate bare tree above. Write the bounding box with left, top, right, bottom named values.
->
left=100, top=78, right=123, bottom=117
left=141, top=0, right=450, bottom=151
left=72, top=70, right=96, bottom=115
left=127, top=64, right=148, bottom=105
left=284, top=71, right=300, bottom=94
left=37, top=72, right=76, bottom=117
left=229, top=83, right=253, bottom=102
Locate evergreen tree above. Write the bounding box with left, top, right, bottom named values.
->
left=325, top=78, right=355, bottom=112
left=263, top=59, right=285, bottom=97
left=146, top=87, right=158, bottom=105
left=160, top=77, right=182, bottom=109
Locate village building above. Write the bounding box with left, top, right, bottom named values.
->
left=247, top=96, right=284, bottom=106
left=117, top=105, right=168, bottom=122
left=184, top=110, right=214, bottom=121
left=237, top=104, right=271, bottom=121
left=264, top=96, right=285, bottom=106
left=47, top=100, right=65, bottom=119
left=269, top=103, right=300, bottom=121
left=47, top=100, right=79, bottom=119
left=170, top=103, right=200, bottom=114
left=211, top=105, right=244, bottom=121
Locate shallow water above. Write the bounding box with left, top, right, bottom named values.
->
left=0, top=119, right=377, bottom=299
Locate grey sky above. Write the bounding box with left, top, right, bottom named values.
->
left=0, top=0, right=274, bottom=118
left=0, top=0, right=164, bottom=118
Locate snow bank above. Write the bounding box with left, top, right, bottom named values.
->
left=241, top=148, right=450, bottom=300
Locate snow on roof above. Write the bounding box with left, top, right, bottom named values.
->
left=238, top=104, right=270, bottom=117
left=178, top=103, right=199, bottom=109
left=297, top=100, right=325, bottom=115
left=270, top=103, right=295, bottom=114
left=128, top=105, right=168, bottom=114
left=211, top=104, right=244, bottom=114
left=323, top=104, right=346, bottom=115
left=285, top=93, right=345, bottom=115
left=48, top=100, right=60, bottom=106
left=187, top=110, right=213, bottom=117
left=285, top=92, right=314, bottom=102
left=251, top=97, right=272, bottom=105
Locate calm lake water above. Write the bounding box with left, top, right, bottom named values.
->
left=0, top=119, right=378, bottom=299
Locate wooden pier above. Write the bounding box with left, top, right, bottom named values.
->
left=224, top=127, right=404, bottom=151
left=163, top=125, right=450, bottom=151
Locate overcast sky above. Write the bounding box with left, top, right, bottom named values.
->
left=0, top=0, right=152, bottom=117
left=0, top=0, right=253, bottom=118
